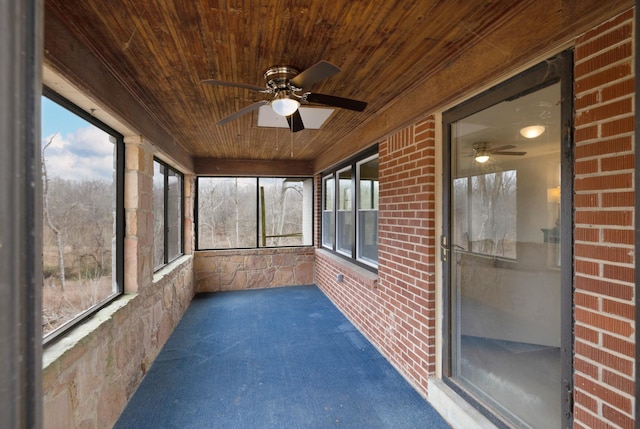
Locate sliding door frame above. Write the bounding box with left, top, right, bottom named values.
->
left=441, top=49, right=574, bottom=427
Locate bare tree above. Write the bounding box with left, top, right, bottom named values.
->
left=42, top=135, right=66, bottom=291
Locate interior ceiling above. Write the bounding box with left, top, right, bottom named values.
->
left=44, top=0, right=632, bottom=168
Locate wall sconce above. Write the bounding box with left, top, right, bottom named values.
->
left=547, top=186, right=561, bottom=227
left=546, top=186, right=561, bottom=204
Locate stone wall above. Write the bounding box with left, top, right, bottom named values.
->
left=42, top=258, right=193, bottom=429
left=194, top=247, right=315, bottom=292
left=42, top=137, right=196, bottom=429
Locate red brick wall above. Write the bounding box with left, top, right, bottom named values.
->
left=315, top=116, right=437, bottom=397
left=574, top=9, right=635, bottom=429
left=315, top=8, right=636, bottom=426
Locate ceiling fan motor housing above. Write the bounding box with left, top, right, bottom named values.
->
left=264, top=66, right=299, bottom=92
left=472, top=141, right=490, bottom=153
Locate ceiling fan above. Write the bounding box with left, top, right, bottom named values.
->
left=201, top=61, right=367, bottom=132
left=470, top=142, right=527, bottom=163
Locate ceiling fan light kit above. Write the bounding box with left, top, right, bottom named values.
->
left=475, top=154, right=490, bottom=163
left=471, top=141, right=527, bottom=163
left=202, top=60, right=367, bottom=132
left=519, top=125, right=546, bottom=138
left=271, top=94, right=300, bottom=116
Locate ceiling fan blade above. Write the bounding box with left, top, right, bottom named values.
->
left=217, top=100, right=269, bottom=126
left=290, top=61, right=340, bottom=88
left=305, top=93, right=367, bottom=112
left=201, top=79, right=267, bottom=92
left=286, top=109, right=305, bottom=132
left=486, top=145, right=515, bottom=153
left=494, top=151, right=527, bottom=156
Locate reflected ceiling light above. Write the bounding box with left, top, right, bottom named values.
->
left=520, top=125, right=546, bottom=139
left=474, top=153, right=490, bottom=163
left=271, top=93, right=300, bottom=116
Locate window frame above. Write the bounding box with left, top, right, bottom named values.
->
left=355, top=153, right=380, bottom=267
left=42, top=87, right=125, bottom=345
left=321, top=145, right=379, bottom=271
left=321, top=175, right=335, bottom=249
left=153, top=158, right=184, bottom=271
left=336, top=165, right=354, bottom=258
left=195, top=176, right=314, bottom=250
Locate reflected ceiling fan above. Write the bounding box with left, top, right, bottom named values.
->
left=201, top=61, right=367, bottom=132
left=470, top=142, right=527, bottom=163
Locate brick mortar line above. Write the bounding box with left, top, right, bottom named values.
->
left=575, top=307, right=637, bottom=330
left=574, top=364, right=636, bottom=391
left=575, top=40, right=633, bottom=69
left=574, top=111, right=635, bottom=127
left=573, top=352, right=636, bottom=385
left=573, top=402, right=632, bottom=429
left=575, top=96, right=634, bottom=114
left=574, top=75, right=635, bottom=97
left=574, top=133, right=635, bottom=146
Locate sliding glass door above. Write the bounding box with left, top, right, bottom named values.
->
left=442, top=51, right=573, bottom=428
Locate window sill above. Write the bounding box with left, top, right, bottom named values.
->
left=43, top=293, right=137, bottom=369
left=316, top=248, right=379, bottom=289
left=428, top=378, right=498, bottom=429
left=153, top=254, right=192, bottom=283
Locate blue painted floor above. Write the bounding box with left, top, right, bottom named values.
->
left=114, top=285, right=450, bottom=429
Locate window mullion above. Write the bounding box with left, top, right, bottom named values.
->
left=352, top=164, right=357, bottom=257
left=163, top=167, right=169, bottom=264
left=333, top=173, right=338, bottom=251
left=255, top=178, right=260, bottom=248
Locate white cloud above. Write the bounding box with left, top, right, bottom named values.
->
left=42, top=126, right=114, bottom=182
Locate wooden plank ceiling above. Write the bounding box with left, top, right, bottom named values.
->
left=44, top=0, right=632, bottom=167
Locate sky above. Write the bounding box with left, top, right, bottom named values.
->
left=41, top=97, right=115, bottom=182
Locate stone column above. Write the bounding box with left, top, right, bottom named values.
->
left=124, top=136, right=155, bottom=293
left=183, top=174, right=195, bottom=254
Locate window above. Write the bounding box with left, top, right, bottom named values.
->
left=357, top=155, right=379, bottom=265
left=453, top=170, right=517, bottom=259
left=322, top=148, right=379, bottom=268
left=196, top=177, right=313, bottom=249
left=41, top=90, right=123, bottom=342
left=321, top=176, right=335, bottom=248
left=336, top=167, right=353, bottom=256
left=153, top=159, right=184, bottom=270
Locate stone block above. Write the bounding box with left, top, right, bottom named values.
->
left=97, top=382, right=127, bottom=429
left=273, top=267, right=294, bottom=286
left=197, top=272, right=221, bottom=292
left=43, top=390, right=73, bottom=429
left=220, top=260, right=243, bottom=284
left=294, top=261, right=314, bottom=284
left=246, top=268, right=275, bottom=289
left=193, top=254, right=215, bottom=272
left=227, top=254, right=245, bottom=263
left=163, top=284, right=175, bottom=308
left=245, top=254, right=269, bottom=269
left=226, top=270, right=247, bottom=290
left=124, top=172, right=139, bottom=207
left=273, top=253, right=296, bottom=266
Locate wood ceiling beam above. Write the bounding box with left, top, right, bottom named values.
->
left=194, top=158, right=313, bottom=176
